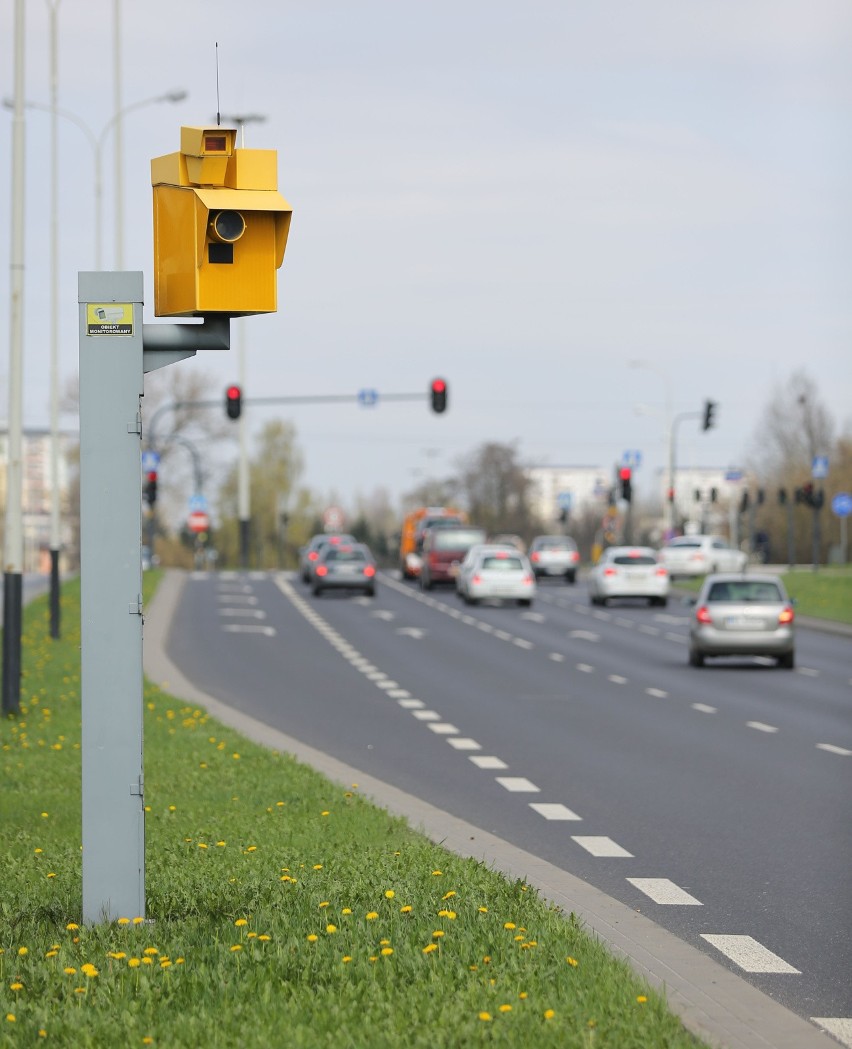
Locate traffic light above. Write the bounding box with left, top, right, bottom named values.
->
left=151, top=126, right=293, bottom=317
left=740, top=490, right=750, bottom=514
left=709, top=487, right=718, bottom=502
left=226, top=384, right=242, bottom=420
left=702, top=399, right=717, bottom=431
left=144, top=471, right=158, bottom=506
left=778, top=488, right=787, bottom=505
left=430, top=378, right=448, bottom=414
left=618, top=466, right=632, bottom=503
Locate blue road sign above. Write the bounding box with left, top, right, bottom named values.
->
left=557, top=491, right=573, bottom=510
left=188, top=494, right=208, bottom=513
left=357, top=388, right=379, bottom=407
left=141, top=450, right=160, bottom=472
left=621, top=449, right=642, bottom=469
left=831, top=492, right=852, bottom=517
left=725, top=467, right=744, bottom=482
left=812, top=455, right=829, bottom=480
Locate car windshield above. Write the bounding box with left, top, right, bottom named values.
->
left=324, top=548, right=367, bottom=563
left=612, top=554, right=656, bottom=565
left=669, top=539, right=700, bottom=549
left=707, top=581, right=782, bottom=603
left=432, top=529, right=486, bottom=551
left=480, top=555, right=524, bottom=571
left=536, top=539, right=573, bottom=550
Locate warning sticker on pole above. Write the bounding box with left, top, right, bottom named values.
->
left=86, top=303, right=133, bottom=336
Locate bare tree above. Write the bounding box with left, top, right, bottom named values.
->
left=746, top=370, right=835, bottom=478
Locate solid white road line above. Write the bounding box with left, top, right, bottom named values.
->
left=700, top=935, right=800, bottom=974
left=496, top=777, right=540, bottom=792
left=446, top=738, right=482, bottom=750
left=816, top=743, right=852, bottom=756
left=529, top=803, right=582, bottom=821
left=427, top=723, right=459, bottom=735
left=572, top=836, right=633, bottom=857
left=627, top=879, right=703, bottom=906
left=810, top=1019, right=852, bottom=1047
left=469, top=755, right=508, bottom=769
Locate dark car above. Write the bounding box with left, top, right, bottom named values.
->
left=312, top=542, right=377, bottom=597
left=419, top=526, right=487, bottom=589
left=299, top=533, right=357, bottom=584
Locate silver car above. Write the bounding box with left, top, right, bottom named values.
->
left=456, top=548, right=536, bottom=607
left=527, top=535, right=581, bottom=583
left=299, top=533, right=357, bottom=583
left=659, top=534, right=747, bottom=579
left=312, top=542, right=377, bottom=597
left=688, top=574, right=795, bottom=668
left=587, top=546, right=670, bottom=607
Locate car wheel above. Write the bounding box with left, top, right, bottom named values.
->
left=312, top=586, right=322, bottom=598
left=518, top=598, right=532, bottom=607
left=688, top=647, right=704, bottom=667
left=565, top=572, right=576, bottom=584
left=778, top=652, right=795, bottom=669
left=365, top=587, right=376, bottom=598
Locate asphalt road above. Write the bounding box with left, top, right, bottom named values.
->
left=162, top=568, right=852, bottom=1045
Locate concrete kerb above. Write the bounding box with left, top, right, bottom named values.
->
left=143, top=570, right=835, bottom=1049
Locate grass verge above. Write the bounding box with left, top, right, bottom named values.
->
left=0, top=574, right=707, bottom=1048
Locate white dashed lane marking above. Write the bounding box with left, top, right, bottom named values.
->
left=608, top=674, right=627, bottom=685
left=692, top=703, right=717, bottom=714
left=411, top=710, right=441, bottom=721
left=469, top=755, right=508, bottom=769
left=496, top=777, right=540, bottom=793
left=446, top=738, right=481, bottom=751
left=816, top=743, right=852, bottom=756
left=427, top=723, right=459, bottom=735
left=700, top=935, right=800, bottom=974
left=397, top=698, right=424, bottom=709
left=627, top=879, right=703, bottom=906
left=645, top=687, right=668, bottom=698
left=747, top=721, right=779, bottom=734
left=549, top=652, right=565, bottom=662
left=221, top=624, right=276, bottom=636
left=218, top=608, right=266, bottom=618
left=529, top=803, right=582, bottom=821
left=576, top=663, right=594, bottom=673
left=572, top=836, right=633, bottom=858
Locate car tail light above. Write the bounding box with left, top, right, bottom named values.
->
left=471, top=574, right=482, bottom=585
left=778, top=606, right=794, bottom=624
left=570, top=551, right=580, bottom=562
left=523, top=573, right=534, bottom=585
left=695, top=605, right=712, bottom=624
left=308, top=551, right=319, bottom=561
left=655, top=567, right=668, bottom=577
left=316, top=565, right=328, bottom=577
left=603, top=567, right=617, bottom=577
left=363, top=565, right=376, bottom=578
left=531, top=552, right=540, bottom=562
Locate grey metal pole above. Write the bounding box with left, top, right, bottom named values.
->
left=238, top=318, right=250, bottom=569
left=2, top=0, right=26, bottom=716
left=113, top=0, right=123, bottom=268
left=47, top=0, right=62, bottom=639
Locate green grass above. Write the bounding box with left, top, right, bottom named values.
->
left=0, top=576, right=707, bottom=1049
left=672, top=565, right=852, bottom=624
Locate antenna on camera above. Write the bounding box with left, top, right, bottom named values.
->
left=215, top=42, right=221, bottom=126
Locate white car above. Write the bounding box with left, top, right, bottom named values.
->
left=659, top=535, right=747, bottom=579
left=527, top=535, right=581, bottom=583
left=587, top=546, right=670, bottom=607
left=456, top=548, right=536, bottom=606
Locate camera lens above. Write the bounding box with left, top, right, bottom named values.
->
left=210, top=210, right=246, bottom=243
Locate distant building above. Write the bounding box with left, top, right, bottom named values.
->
left=0, top=427, right=78, bottom=573
left=526, top=464, right=612, bottom=527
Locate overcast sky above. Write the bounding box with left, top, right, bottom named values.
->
left=2, top=0, right=851, bottom=515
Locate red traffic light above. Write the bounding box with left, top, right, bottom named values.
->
left=430, top=378, right=448, bottom=414
left=619, top=466, right=632, bottom=481
left=226, top=384, right=242, bottom=420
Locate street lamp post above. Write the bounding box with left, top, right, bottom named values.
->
left=218, top=112, right=267, bottom=569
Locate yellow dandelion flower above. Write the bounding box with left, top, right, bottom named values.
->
left=247, top=933, right=257, bottom=940
left=232, top=753, right=240, bottom=760
left=17, top=947, right=28, bottom=956
left=544, top=1009, right=555, bottom=1020
left=63, top=967, right=76, bottom=975
left=216, top=841, right=226, bottom=847
left=143, top=1039, right=154, bottom=1045
left=142, top=957, right=153, bottom=965
left=400, top=905, right=412, bottom=914
left=326, top=925, right=337, bottom=934
left=318, top=901, right=330, bottom=908
left=478, top=1012, right=492, bottom=1022
left=45, top=950, right=58, bottom=959
left=117, top=917, right=130, bottom=925
left=519, top=992, right=528, bottom=1000
left=369, top=955, right=378, bottom=963
left=366, top=912, right=378, bottom=921
left=384, top=890, right=395, bottom=899
left=483, top=956, right=491, bottom=963
left=499, top=1004, right=512, bottom=1013
left=422, top=943, right=438, bottom=954
left=74, top=988, right=86, bottom=995
left=34, top=848, right=42, bottom=854
left=198, top=843, right=208, bottom=849
left=432, top=930, right=445, bottom=939
left=234, top=919, right=248, bottom=927
left=6, top=1015, right=16, bottom=1023
left=341, top=908, right=352, bottom=915
left=504, top=922, right=515, bottom=930
left=168, top=805, right=176, bottom=812
left=246, top=846, right=257, bottom=852
left=432, top=870, right=442, bottom=876
left=9, top=983, right=23, bottom=992
left=230, top=945, right=242, bottom=952
left=81, top=964, right=98, bottom=977
left=306, top=935, right=318, bottom=943
left=143, top=947, right=159, bottom=956
left=381, top=947, right=393, bottom=956
left=108, top=952, right=126, bottom=960
left=176, top=958, right=185, bottom=964
left=312, top=864, right=323, bottom=870
left=132, top=917, right=144, bottom=925
left=41, top=812, right=49, bottom=818
left=442, top=891, right=457, bottom=900
left=321, top=810, right=330, bottom=816
left=47, top=872, right=56, bottom=879
left=637, top=996, right=648, bottom=1004
left=566, top=956, right=579, bottom=967
left=478, top=906, right=488, bottom=913
left=38, top=1028, right=47, bottom=1037
left=514, top=935, right=524, bottom=941
left=160, top=960, right=171, bottom=968
left=276, top=801, right=285, bottom=807
left=258, top=935, right=271, bottom=942
left=128, top=959, right=141, bottom=968
left=469, top=964, right=478, bottom=971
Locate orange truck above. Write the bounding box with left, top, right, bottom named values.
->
left=399, top=506, right=467, bottom=578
